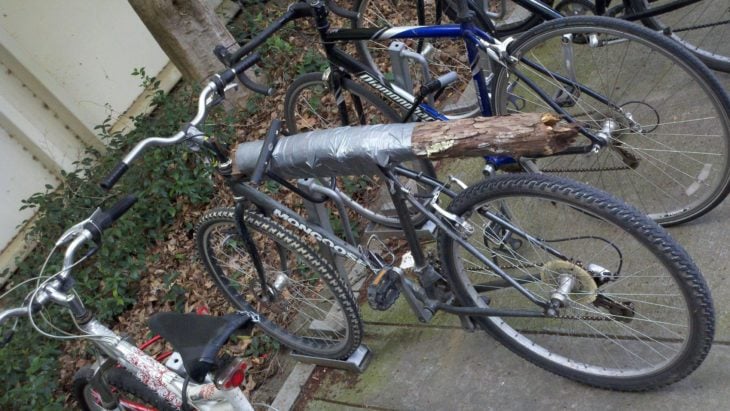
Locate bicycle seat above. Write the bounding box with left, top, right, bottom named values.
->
left=148, top=312, right=254, bottom=383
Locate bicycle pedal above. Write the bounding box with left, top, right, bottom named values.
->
left=367, top=268, right=401, bottom=311
left=365, top=235, right=396, bottom=267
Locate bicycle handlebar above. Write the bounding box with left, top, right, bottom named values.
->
left=0, top=307, right=29, bottom=328
left=0, top=195, right=138, bottom=332
left=87, top=195, right=138, bottom=235
left=100, top=51, right=273, bottom=191
left=226, top=2, right=312, bottom=65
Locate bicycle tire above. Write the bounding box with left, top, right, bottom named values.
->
left=437, top=173, right=714, bottom=391
left=630, top=0, right=730, bottom=73
left=442, top=0, right=553, bottom=37
left=284, top=71, right=436, bottom=228
left=73, top=366, right=177, bottom=411
left=284, top=72, right=402, bottom=132
left=491, top=16, right=730, bottom=226
left=195, top=208, right=363, bottom=359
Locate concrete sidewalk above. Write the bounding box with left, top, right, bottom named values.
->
left=293, top=71, right=730, bottom=410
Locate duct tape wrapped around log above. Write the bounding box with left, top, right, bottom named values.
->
left=232, top=113, right=578, bottom=179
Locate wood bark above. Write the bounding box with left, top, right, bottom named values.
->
left=410, top=113, right=577, bottom=159
left=128, top=0, right=251, bottom=109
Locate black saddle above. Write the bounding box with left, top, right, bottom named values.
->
left=148, top=312, right=254, bottom=384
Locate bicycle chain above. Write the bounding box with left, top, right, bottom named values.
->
left=673, top=19, right=730, bottom=34
left=555, top=314, right=614, bottom=321
left=539, top=165, right=632, bottom=173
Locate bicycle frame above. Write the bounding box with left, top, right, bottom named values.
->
left=223, top=166, right=555, bottom=315
left=81, top=319, right=249, bottom=409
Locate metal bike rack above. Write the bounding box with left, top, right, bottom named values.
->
left=290, top=345, right=373, bottom=373
left=388, top=41, right=435, bottom=105
left=292, top=179, right=439, bottom=372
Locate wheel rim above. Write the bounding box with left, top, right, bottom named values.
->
left=493, top=20, right=730, bottom=225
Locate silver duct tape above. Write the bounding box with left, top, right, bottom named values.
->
left=233, top=123, right=418, bottom=179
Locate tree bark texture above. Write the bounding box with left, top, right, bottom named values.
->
left=128, top=0, right=251, bottom=108
left=411, top=113, right=577, bottom=159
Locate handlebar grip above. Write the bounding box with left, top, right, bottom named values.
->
left=100, top=162, right=128, bottom=190
left=93, top=195, right=138, bottom=231
left=437, top=71, right=459, bottom=88
left=232, top=52, right=262, bottom=74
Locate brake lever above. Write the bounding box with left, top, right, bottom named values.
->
left=205, top=83, right=240, bottom=107
left=56, top=212, right=98, bottom=247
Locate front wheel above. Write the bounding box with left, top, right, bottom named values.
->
left=631, top=0, right=730, bottom=73
left=492, top=16, right=730, bottom=226
left=437, top=174, right=714, bottom=390
left=73, top=366, right=177, bottom=411
left=195, top=208, right=363, bottom=359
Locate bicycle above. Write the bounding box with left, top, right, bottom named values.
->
left=0, top=195, right=257, bottom=410
left=94, top=58, right=713, bottom=391
left=254, top=0, right=730, bottom=226
left=354, top=0, right=730, bottom=73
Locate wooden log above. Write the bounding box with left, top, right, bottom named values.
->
left=410, top=113, right=578, bottom=159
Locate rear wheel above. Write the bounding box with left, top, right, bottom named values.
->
left=196, top=208, right=363, bottom=359
left=438, top=174, right=714, bottom=390
left=492, top=16, right=730, bottom=225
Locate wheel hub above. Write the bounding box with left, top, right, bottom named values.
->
left=541, top=260, right=598, bottom=305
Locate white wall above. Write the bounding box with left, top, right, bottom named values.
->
left=0, top=0, right=171, bottom=136
left=0, top=0, right=192, bottom=276
left=0, top=126, right=59, bottom=252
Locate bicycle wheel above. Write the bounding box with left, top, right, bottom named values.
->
left=437, top=173, right=714, bottom=390
left=195, top=208, right=363, bottom=359
left=73, top=366, right=176, bottom=411
left=284, top=72, right=401, bottom=131
left=284, top=71, right=437, bottom=228
left=445, top=0, right=553, bottom=36
left=631, top=0, right=730, bottom=73
left=492, top=16, right=730, bottom=225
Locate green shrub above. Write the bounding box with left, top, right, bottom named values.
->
left=0, top=71, right=217, bottom=409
